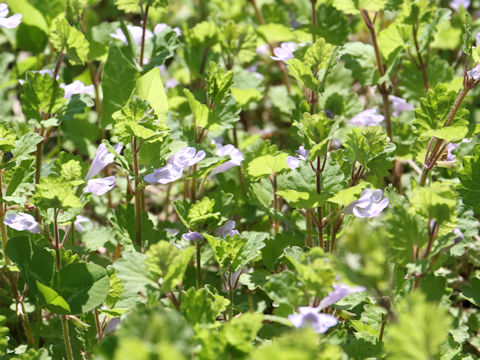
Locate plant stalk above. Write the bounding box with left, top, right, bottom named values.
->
left=132, top=138, right=142, bottom=248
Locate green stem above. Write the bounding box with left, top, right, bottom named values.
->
left=62, top=316, right=74, bottom=360
left=139, top=4, right=149, bottom=67
left=311, top=0, right=317, bottom=42
left=94, top=308, right=103, bottom=342
left=316, top=156, right=324, bottom=249
left=196, top=243, right=202, bottom=289
left=132, top=138, right=142, bottom=249
left=305, top=210, right=313, bottom=247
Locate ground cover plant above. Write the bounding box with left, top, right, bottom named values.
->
left=0, top=0, right=480, bottom=358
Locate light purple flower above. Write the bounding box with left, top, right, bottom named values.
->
left=344, top=189, right=389, bottom=218
left=450, top=0, right=470, bottom=11
left=271, top=42, right=297, bottom=62
left=296, top=145, right=309, bottom=160
left=104, top=317, right=121, bottom=335
left=182, top=231, right=204, bottom=242
left=144, top=164, right=183, bottom=184
left=467, top=64, right=480, bottom=80
left=288, top=306, right=338, bottom=334
left=256, top=44, right=270, bottom=56
left=110, top=25, right=153, bottom=45
left=0, top=4, right=22, bottom=29
left=168, top=147, right=206, bottom=168
left=83, top=176, right=116, bottom=196
left=287, top=145, right=308, bottom=170
left=446, top=139, right=471, bottom=161
left=453, top=228, right=464, bottom=241
left=165, top=228, right=180, bottom=236
left=286, top=156, right=300, bottom=170
left=215, top=220, right=240, bottom=238
left=60, top=80, right=94, bottom=99
left=211, top=144, right=244, bottom=175
left=389, top=95, right=414, bottom=117
left=348, top=109, right=384, bottom=127
left=154, top=23, right=181, bottom=36
left=165, top=78, right=179, bottom=89
left=4, top=212, right=40, bottom=234
left=319, top=283, right=366, bottom=309
left=74, top=215, right=90, bottom=233
left=86, top=143, right=123, bottom=180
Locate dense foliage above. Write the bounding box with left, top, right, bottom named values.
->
left=0, top=0, right=479, bottom=358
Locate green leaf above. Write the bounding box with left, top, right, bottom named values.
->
left=36, top=281, right=71, bottom=314
left=180, top=288, right=229, bottom=325
left=21, top=72, right=66, bottom=121
left=145, top=241, right=195, bottom=293
left=12, top=133, right=43, bottom=163
left=285, top=247, right=336, bottom=298
left=206, top=232, right=266, bottom=272
left=341, top=42, right=380, bottom=86
left=286, top=59, right=319, bottom=91
left=328, top=183, right=368, bottom=206
left=50, top=18, right=89, bottom=66
left=461, top=277, right=480, bottom=307
left=414, top=84, right=469, bottom=140
left=183, top=89, right=209, bottom=129
left=386, top=206, right=429, bottom=265
left=114, top=0, right=139, bottom=12
left=314, top=4, right=350, bottom=45
left=385, top=292, right=451, bottom=360
left=0, top=315, right=9, bottom=355
left=101, top=43, right=140, bottom=128
left=112, top=96, right=167, bottom=144
left=223, top=313, right=263, bottom=354
left=247, top=153, right=290, bottom=179
left=333, top=0, right=386, bottom=14
left=136, top=67, right=168, bottom=120
left=249, top=329, right=341, bottom=360
left=33, top=177, right=82, bottom=210
left=409, top=182, right=457, bottom=224
left=458, top=145, right=480, bottom=214
left=205, top=62, right=235, bottom=107
left=113, top=251, right=156, bottom=308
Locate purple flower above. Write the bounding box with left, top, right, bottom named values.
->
left=211, top=144, right=244, bottom=175
left=154, top=23, right=181, bottom=36
left=286, top=156, right=300, bottom=170
left=450, top=0, right=470, bottom=11
left=446, top=139, right=471, bottom=161
left=256, top=44, right=270, bottom=56
left=74, top=215, right=90, bottom=233
left=168, top=147, right=206, bottom=168
left=453, top=228, right=464, bottom=242
left=271, top=42, right=297, bottom=62
left=110, top=25, right=153, bottom=45
left=86, top=143, right=123, bottom=180
left=83, top=176, right=116, bottom=196
left=319, top=283, right=366, bottom=309
left=165, top=228, right=180, bottom=236
left=60, top=80, right=94, bottom=99
left=0, top=4, right=22, bottom=29
left=296, top=145, right=309, bottom=160
left=165, top=78, right=179, bottom=90
left=389, top=95, right=414, bottom=117
left=4, top=212, right=40, bottom=234
left=288, top=306, right=338, bottom=334
left=348, top=109, right=384, bottom=127
left=344, top=189, right=389, bottom=218
left=467, top=64, right=480, bottom=80
left=215, top=220, right=240, bottom=237
left=182, top=231, right=204, bottom=242
left=287, top=145, right=309, bottom=170
left=144, top=164, right=183, bottom=184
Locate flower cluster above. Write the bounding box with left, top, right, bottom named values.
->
left=83, top=143, right=123, bottom=196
